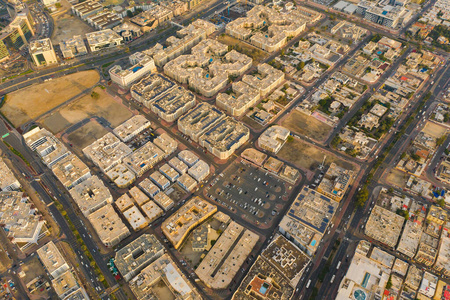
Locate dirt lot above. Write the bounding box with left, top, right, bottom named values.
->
left=282, top=110, right=333, bottom=142
left=217, top=35, right=268, bottom=63
left=385, top=169, right=408, bottom=189
left=67, top=120, right=108, bottom=150
left=42, top=87, right=133, bottom=134
left=2, top=71, right=100, bottom=127
left=51, top=12, right=94, bottom=45
left=422, top=121, right=448, bottom=138
left=278, top=138, right=355, bottom=171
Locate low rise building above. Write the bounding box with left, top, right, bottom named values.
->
left=72, top=0, right=102, bottom=20
left=105, top=163, right=136, bottom=188
left=178, top=150, right=199, bottom=167
left=37, top=242, right=70, bottom=279
left=405, top=264, right=423, bottom=291
left=188, top=160, right=209, bottom=182
left=0, top=158, right=20, bottom=191
left=415, top=233, right=439, bottom=267
left=129, top=254, right=202, bottom=300
left=115, top=234, right=164, bottom=281
left=316, top=163, right=354, bottom=202
left=52, top=271, right=86, bottom=299
left=162, top=197, right=217, bottom=249
left=241, top=148, right=267, bottom=166
left=0, top=192, right=47, bottom=246
left=177, top=173, right=197, bottom=192
left=397, top=220, right=423, bottom=258
left=51, top=154, right=91, bottom=190
left=85, top=29, right=123, bottom=52
left=153, top=133, right=178, bottom=157
left=129, top=186, right=150, bottom=206
left=365, top=205, right=405, bottom=248
left=109, top=52, right=156, bottom=88
left=113, top=115, right=151, bottom=143
left=115, top=193, right=134, bottom=212
left=151, top=86, right=196, bottom=122
left=83, top=132, right=132, bottom=172
left=140, top=200, right=163, bottom=223
left=23, top=127, right=70, bottom=168
left=69, top=175, right=113, bottom=217
left=232, top=235, right=302, bottom=300
left=278, top=187, right=338, bottom=256
left=153, top=191, right=174, bottom=211
left=164, top=39, right=252, bottom=97
left=159, top=164, right=180, bottom=182
left=427, top=205, right=448, bottom=225
left=242, top=63, right=285, bottom=97
left=257, top=125, right=290, bottom=153
left=196, top=221, right=259, bottom=289
left=138, top=178, right=160, bottom=199
left=123, top=141, right=165, bottom=177
left=178, top=103, right=225, bottom=142
left=261, top=235, right=310, bottom=288
left=199, top=117, right=250, bottom=160
left=131, top=73, right=176, bottom=106
left=226, top=5, right=312, bottom=52
left=113, top=22, right=142, bottom=42
left=88, top=204, right=130, bottom=247
left=123, top=205, right=148, bottom=231
left=216, top=81, right=260, bottom=117
left=86, top=11, right=121, bottom=30
left=419, top=272, right=438, bottom=298
left=168, top=157, right=188, bottom=174
left=59, top=35, right=87, bottom=59
left=144, top=19, right=215, bottom=67
left=336, top=241, right=391, bottom=300
left=149, top=171, right=170, bottom=190
left=434, top=229, right=450, bottom=277
left=29, top=38, right=57, bottom=66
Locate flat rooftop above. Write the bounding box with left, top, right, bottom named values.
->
left=162, top=196, right=217, bottom=249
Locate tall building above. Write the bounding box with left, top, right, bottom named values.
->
left=0, top=15, right=34, bottom=61
left=29, top=38, right=57, bottom=66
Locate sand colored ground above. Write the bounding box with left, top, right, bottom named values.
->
left=386, top=169, right=409, bottom=189
left=2, top=70, right=100, bottom=127
left=278, top=138, right=355, bottom=171
left=42, top=87, right=133, bottom=134
left=67, top=121, right=108, bottom=150
left=282, top=110, right=333, bottom=142
left=422, top=121, right=448, bottom=139
left=51, top=13, right=94, bottom=45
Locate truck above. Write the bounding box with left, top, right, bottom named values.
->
left=306, top=280, right=311, bottom=289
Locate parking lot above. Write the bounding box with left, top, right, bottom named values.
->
left=207, top=161, right=289, bottom=227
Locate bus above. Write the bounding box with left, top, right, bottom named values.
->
left=306, top=280, right=311, bottom=289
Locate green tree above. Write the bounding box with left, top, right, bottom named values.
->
left=91, top=91, right=100, bottom=100
left=355, top=188, right=369, bottom=207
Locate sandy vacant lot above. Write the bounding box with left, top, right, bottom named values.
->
left=282, top=110, right=332, bottom=142
left=42, top=87, right=133, bottom=134
left=51, top=13, right=94, bottom=45
left=2, top=70, right=99, bottom=127
left=422, top=121, right=448, bottom=139
left=278, top=138, right=355, bottom=171
left=385, top=169, right=408, bottom=189
left=67, top=121, right=108, bottom=150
